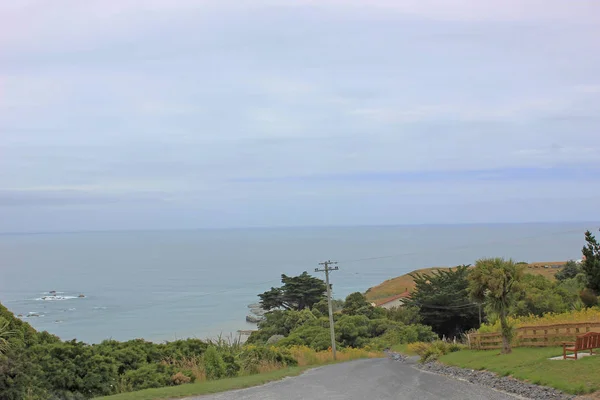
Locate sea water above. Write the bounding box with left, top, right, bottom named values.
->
left=0, top=222, right=596, bottom=343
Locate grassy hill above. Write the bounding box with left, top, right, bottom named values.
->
left=364, top=261, right=567, bottom=302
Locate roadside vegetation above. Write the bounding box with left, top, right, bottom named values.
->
left=1, top=229, right=599, bottom=399
left=0, top=298, right=383, bottom=400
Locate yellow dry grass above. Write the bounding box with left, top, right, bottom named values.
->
left=287, top=346, right=383, bottom=367
left=365, top=266, right=454, bottom=301
left=162, top=356, right=207, bottom=382
left=365, top=262, right=567, bottom=302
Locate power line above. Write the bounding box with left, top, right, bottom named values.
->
left=338, top=227, right=583, bottom=273
left=111, top=227, right=585, bottom=313
left=413, top=302, right=479, bottom=310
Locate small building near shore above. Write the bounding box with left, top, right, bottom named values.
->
left=371, top=290, right=411, bottom=309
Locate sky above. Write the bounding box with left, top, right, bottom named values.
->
left=1, top=0, right=600, bottom=232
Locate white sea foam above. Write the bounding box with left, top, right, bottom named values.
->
left=27, top=312, right=44, bottom=317
left=36, top=295, right=78, bottom=301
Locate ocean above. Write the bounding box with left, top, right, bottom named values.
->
left=0, top=222, right=596, bottom=344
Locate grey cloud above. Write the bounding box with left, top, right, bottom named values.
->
left=0, top=190, right=168, bottom=207
left=1, top=1, right=600, bottom=230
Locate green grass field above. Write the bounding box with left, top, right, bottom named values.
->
left=440, top=347, right=600, bottom=395
left=94, top=367, right=309, bottom=400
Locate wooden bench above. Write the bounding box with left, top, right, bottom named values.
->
left=562, top=332, right=600, bottom=359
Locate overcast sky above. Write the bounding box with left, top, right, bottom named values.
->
left=1, top=0, right=600, bottom=232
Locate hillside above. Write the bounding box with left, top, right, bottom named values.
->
left=365, top=261, right=567, bottom=302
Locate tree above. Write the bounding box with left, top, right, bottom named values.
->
left=468, top=258, right=524, bottom=354
left=555, top=260, right=583, bottom=281
left=341, top=292, right=385, bottom=319
left=404, top=265, right=479, bottom=338
left=386, top=305, right=422, bottom=325
left=582, top=230, right=600, bottom=293
left=342, top=292, right=370, bottom=315
left=258, top=272, right=327, bottom=311
left=512, top=274, right=572, bottom=316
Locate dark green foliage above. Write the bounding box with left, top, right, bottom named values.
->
left=277, top=324, right=333, bottom=351
left=556, top=260, right=583, bottom=281
left=335, top=315, right=371, bottom=348
left=258, top=272, right=327, bottom=311
left=582, top=230, right=600, bottom=293
left=512, top=274, right=575, bottom=316
left=0, top=347, right=48, bottom=400
left=469, top=258, right=524, bottom=354
left=31, top=340, right=120, bottom=397
left=121, top=363, right=173, bottom=390
left=580, top=288, right=599, bottom=307
left=203, top=346, right=226, bottom=380
left=239, top=346, right=297, bottom=374
left=386, top=305, right=422, bottom=325
left=341, top=292, right=386, bottom=319
left=246, top=309, right=318, bottom=345
left=0, top=301, right=299, bottom=399
left=342, top=292, right=370, bottom=315
left=405, top=265, right=480, bottom=338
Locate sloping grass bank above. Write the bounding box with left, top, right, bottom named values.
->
left=365, top=262, right=565, bottom=302
left=439, top=347, right=600, bottom=395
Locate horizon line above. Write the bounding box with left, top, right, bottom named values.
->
left=1, top=220, right=599, bottom=236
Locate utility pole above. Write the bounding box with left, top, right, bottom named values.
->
left=315, top=260, right=339, bottom=360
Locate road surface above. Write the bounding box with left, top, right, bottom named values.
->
left=189, top=358, right=520, bottom=400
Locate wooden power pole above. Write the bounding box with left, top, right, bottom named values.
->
left=315, top=260, right=339, bottom=360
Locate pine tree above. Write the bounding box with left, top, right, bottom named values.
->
left=582, top=230, right=600, bottom=293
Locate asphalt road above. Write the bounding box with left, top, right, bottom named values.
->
left=189, top=358, right=520, bottom=400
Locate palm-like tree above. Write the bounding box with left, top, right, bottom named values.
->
left=0, top=317, right=15, bottom=355
left=468, top=258, right=524, bottom=354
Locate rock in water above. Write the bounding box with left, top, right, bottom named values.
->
left=246, top=315, right=264, bottom=323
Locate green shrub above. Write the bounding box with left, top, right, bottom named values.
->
left=239, top=346, right=297, bottom=374
left=580, top=288, right=599, bottom=308
left=407, top=340, right=464, bottom=363
left=203, top=346, right=226, bottom=380
left=121, top=363, right=172, bottom=390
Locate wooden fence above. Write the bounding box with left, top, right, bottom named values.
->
left=467, top=322, right=600, bottom=350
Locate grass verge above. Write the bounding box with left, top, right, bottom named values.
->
left=390, top=343, right=417, bottom=356
left=94, top=366, right=309, bottom=400
left=439, top=347, right=600, bottom=395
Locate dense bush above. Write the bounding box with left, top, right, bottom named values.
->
left=0, top=302, right=300, bottom=399
left=249, top=293, right=436, bottom=352
left=239, top=345, right=297, bottom=374
left=555, top=260, right=583, bottom=281
left=511, top=274, right=575, bottom=316
left=405, top=265, right=480, bottom=338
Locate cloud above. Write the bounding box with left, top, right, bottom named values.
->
left=231, top=166, right=600, bottom=184
left=0, top=0, right=599, bottom=230
left=0, top=189, right=168, bottom=207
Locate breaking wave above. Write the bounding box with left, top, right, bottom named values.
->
left=36, top=295, right=79, bottom=301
